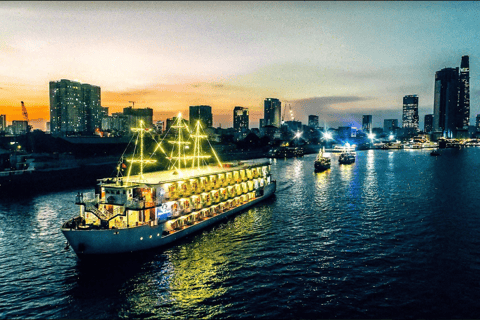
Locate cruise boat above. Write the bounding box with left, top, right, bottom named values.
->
left=314, top=148, right=331, bottom=172
left=338, top=151, right=355, bottom=164
left=62, top=116, right=276, bottom=257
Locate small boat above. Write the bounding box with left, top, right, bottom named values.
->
left=314, top=148, right=331, bottom=172
left=430, top=149, right=441, bottom=156
left=338, top=151, right=355, bottom=164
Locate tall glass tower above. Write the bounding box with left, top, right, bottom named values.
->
left=458, top=55, right=470, bottom=129
left=233, top=106, right=249, bottom=131
left=402, top=95, right=419, bottom=132
left=264, top=98, right=281, bottom=128
left=189, top=105, right=212, bottom=128
left=433, top=68, right=459, bottom=138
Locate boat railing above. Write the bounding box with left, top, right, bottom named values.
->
left=125, top=198, right=161, bottom=209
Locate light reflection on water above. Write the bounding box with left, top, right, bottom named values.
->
left=3, top=150, right=480, bottom=319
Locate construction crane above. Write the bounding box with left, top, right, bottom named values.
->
left=20, top=101, right=32, bottom=133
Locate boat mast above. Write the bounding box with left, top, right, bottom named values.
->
left=167, top=113, right=191, bottom=171
left=126, top=120, right=156, bottom=183
left=190, top=121, right=211, bottom=169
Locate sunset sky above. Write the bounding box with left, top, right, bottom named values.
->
left=1, top=1, right=479, bottom=130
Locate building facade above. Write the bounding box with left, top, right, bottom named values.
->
left=424, top=114, right=434, bottom=133
left=264, top=98, right=281, bottom=128
left=189, top=105, right=212, bottom=128
left=0, top=115, right=6, bottom=132
left=12, top=120, right=28, bottom=135
left=308, top=115, right=319, bottom=128
left=458, top=55, right=470, bottom=129
left=384, top=119, right=399, bottom=135
left=433, top=68, right=459, bottom=138
left=49, top=79, right=102, bottom=136
left=233, top=106, right=249, bottom=131
left=123, top=107, right=153, bottom=130
left=433, top=56, right=471, bottom=138
left=362, top=115, right=373, bottom=133
left=402, top=95, right=419, bottom=132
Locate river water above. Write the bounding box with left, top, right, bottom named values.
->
left=2, top=148, right=480, bottom=319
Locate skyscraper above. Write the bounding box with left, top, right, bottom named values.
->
left=424, top=114, right=434, bottom=133
left=384, top=119, right=398, bottom=135
left=49, top=79, right=102, bottom=136
left=476, top=114, right=480, bottom=132
left=233, top=106, right=249, bottom=131
left=308, top=115, right=319, bottom=128
left=0, top=115, right=6, bottom=132
left=264, top=98, right=281, bottom=128
left=123, top=107, right=153, bottom=130
left=362, top=115, right=373, bottom=133
left=458, top=55, right=470, bottom=129
left=402, top=95, right=419, bottom=132
left=189, top=105, right=212, bottom=128
left=433, top=68, right=459, bottom=138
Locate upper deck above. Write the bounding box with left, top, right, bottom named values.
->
left=99, top=159, right=271, bottom=188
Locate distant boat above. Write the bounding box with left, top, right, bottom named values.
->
left=268, top=146, right=304, bottom=158
left=430, top=149, right=441, bottom=156
left=314, top=148, right=331, bottom=172
left=338, top=151, right=355, bottom=164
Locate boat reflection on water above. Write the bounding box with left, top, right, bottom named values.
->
left=66, top=205, right=270, bottom=319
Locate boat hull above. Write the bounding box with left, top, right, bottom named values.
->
left=62, top=182, right=276, bottom=257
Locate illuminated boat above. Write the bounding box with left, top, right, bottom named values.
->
left=338, top=151, right=355, bottom=164
left=314, top=148, right=330, bottom=172
left=61, top=115, right=276, bottom=257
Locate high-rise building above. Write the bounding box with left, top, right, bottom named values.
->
left=458, top=55, right=470, bottom=129
left=189, top=105, right=212, bottom=128
left=0, top=114, right=6, bottom=132
left=424, top=114, right=434, bottom=133
left=476, top=114, right=480, bottom=132
left=123, top=107, right=153, bottom=130
left=82, top=83, right=102, bottom=133
left=308, top=115, right=319, bottom=128
left=384, top=119, right=398, bottom=134
left=49, top=79, right=102, bottom=136
left=433, top=68, right=459, bottom=138
left=233, top=107, right=249, bottom=131
left=402, top=95, right=419, bottom=132
left=12, top=120, right=28, bottom=135
left=362, top=115, right=373, bottom=133
left=433, top=56, right=471, bottom=138
left=264, top=98, right=281, bottom=128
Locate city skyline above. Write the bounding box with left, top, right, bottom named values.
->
left=1, top=2, right=479, bottom=129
